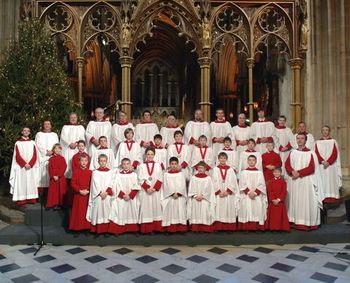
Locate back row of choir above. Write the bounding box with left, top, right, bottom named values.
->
left=9, top=108, right=342, bottom=233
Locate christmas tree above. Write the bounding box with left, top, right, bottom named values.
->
left=0, top=19, right=81, bottom=176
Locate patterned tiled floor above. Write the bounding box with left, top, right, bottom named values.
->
left=0, top=243, right=349, bottom=282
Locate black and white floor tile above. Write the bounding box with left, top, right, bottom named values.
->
left=0, top=243, right=349, bottom=282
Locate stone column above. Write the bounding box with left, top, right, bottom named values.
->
left=119, top=56, right=133, bottom=116
left=159, top=73, right=163, bottom=107
left=198, top=57, right=211, bottom=122
left=246, top=58, right=255, bottom=125
left=76, top=57, right=85, bottom=106
left=289, top=58, right=303, bottom=130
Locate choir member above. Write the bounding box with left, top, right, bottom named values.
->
left=109, top=158, right=140, bottom=234
left=47, top=144, right=67, bottom=209
left=262, top=142, right=282, bottom=183
left=85, top=107, right=112, bottom=156
left=111, top=111, right=134, bottom=153
left=89, top=136, right=116, bottom=171
left=215, top=137, right=238, bottom=172
left=35, top=120, right=59, bottom=190
left=275, top=115, right=293, bottom=175
left=251, top=109, right=276, bottom=154
left=161, top=157, right=188, bottom=233
left=190, top=135, right=214, bottom=173
left=86, top=154, right=113, bottom=234
left=71, top=140, right=90, bottom=173
left=187, top=161, right=216, bottom=232
left=212, top=152, right=239, bottom=231
left=265, top=167, right=290, bottom=231
left=152, top=134, right=167, bottom=170
left=238, top=155, right=267, bottom=231
left=138, top=147, right=164, bottom=233
left=159, top=114, right=182, bottom=148
left=232, top=113, right=251, bottom=161
left=60, top=112, right=85, bottom=179
left=285, top=133, right=323, bottom=230
left=293, top=121, right=315, bottom=150
left=210, top=109, right=234, bottom=157
left=167, top=130, right=191, bottom=181
left=9, top=127, right=39, bottom=205
left=115, top=128, right=142, bottom=170
left=315, top=126, right=342, bottom=204
left=238, top=139, right=263, bottom=173
left=184, top=109, right=212, bottom=148
left=135, top=110, right=159, bottom=148
left=69, top=155, right=92, bottom=232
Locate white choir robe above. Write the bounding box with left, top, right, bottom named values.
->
left=109, top=171, right=140, bottom=225
left=85, top=120, right=112, bottom=156
left=138, top=162, right=163, bottom=224
left=190, top=146, right=214, bottom=173
left=60, top=124, right=85, bottom=178
left=154, top=147, right=167, bottom=170
left=238, top=169, right=267, bottom=226
left=9, top=140, right=40, bottom=202
left=315, top=139, right=342, bottom=201
left=111, top=122, right=134, bottom=153
left=251, top=120, right=276, bottom=154
left=232, top=125, right=251, bottom=159
left=215, top=148, right=238, bottom=173
left=89, top=148, right=117, bottom=171
left=167, top=143, right=192, bottom=181
left=35, top=131, right=59, bottom=188
left=187, top=174, right=216, bottom=225
left=293, top=133, right=315, bottom=150
left=184, top=121, right=212, bottom=147
left=115, top=141, right=142, bottom=170
left=210, top=121, right=234, bottom=157
left=161, top=171, right=187, bottom=227
left=135, top=123, right=159, bottom=147
left=238, top=150, right=263, bottom=175
left=160, top=126, right=182, bottom=147
left=86, top=169, right=113, bottom=226
left=275, top=126, right=294, bottom=176
left=286, top=149, right=323, bottom=228
left=212, top=166, right=239, bottom=225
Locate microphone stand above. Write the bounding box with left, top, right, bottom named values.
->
left=34, top=189, right=46, bottom=255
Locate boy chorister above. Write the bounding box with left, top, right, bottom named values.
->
left=262, top=141, right=282, bottom=183
left=69, top=155, right=92, bottom=232
left=191, top=135, right=214, bottom=173
left=115, top=128, right=142, bottom=170
left=238, top=155, right=267, bottom=231
left=152, top=134, right=167, bottom=170
left=265, top=167, right=290, bottom=231
left=71, top=140, right=90, bottom=173
left=138, top=147, right=164, bottom=233
left=109, top=158, right=140, bottom=234
left=90, top=136, right=116, bottom=171
left=47, top=144, right=67, bottom=209
left=238, top=139, right=263, bottom=173
left=187, top=161, right=216, bottom=232
left=212, top=152, right=239, bottom=231
left=215, top=137, right=238, bottom=173
left=167, top=131, right=191, bottom=181
left=161, top=157, right=188, bottom=233
left=86, top=154, right=113, bottom=233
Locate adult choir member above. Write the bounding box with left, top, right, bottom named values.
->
left=293, top=122, right=315, bottom=150
left=159, top=114, right=182, bottom=148
left=251, top=109, right=276, bottom=154
left=111, top=111, right=134, bottom=152
left=135, top=110, right=159, bottom=148
left=232, top=113, right=251, bottom=161
left=184, top=109, right=212, bottom=147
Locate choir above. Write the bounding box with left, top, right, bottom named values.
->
left=8, top=108, right=343, bottom=235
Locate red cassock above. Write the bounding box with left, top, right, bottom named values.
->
left=69, top=167, right=92, bottom=231
left=47, top=155, right=67, bottom=208
left=265, top=178, right=290, bottom=231
left=71, top=151, right=91, bottom=173
left=262, top=151, right=282, bottom=182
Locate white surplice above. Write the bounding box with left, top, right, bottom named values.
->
left=85, top=120, right=112, bottom=156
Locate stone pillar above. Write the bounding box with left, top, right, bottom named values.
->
left=289, top=58, right=303, bottom=131
left=246, top=58, right=255, bottom=125
left=119, top=56, right=133, bottom=116
left=159, top=73, right=163, bottom=107
left=76, top=57, right=85, bottom=106
left=198, top=57, right=211, bottom=122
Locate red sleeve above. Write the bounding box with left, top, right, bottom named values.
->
left=161, top=163, right=165, bottom=171
left=256, top=138, right=261, bottom=144
left=48, top=159, right=55, bottom=178
left=58, top=158, right=67, bottom=177
left=266, top=183, right=274, bottom=202
left=255, top=189, right=261, bottom=196
left=262, top=154, right=268, bottom=170
left=327, top=144, right=338, bottom=165
left=285, top=153, right=293, bottom=176
left=276, top=154, right=282, bottom=168
left=70, top=172, right=80, bottom=193
left=154, top=180, right=163, bottom=191
left=278, top=181, right=287, bottom=202
left=141, top=181, right=151, bottom=191
left=28, top=145, right=37, bottom=167
left=215, top=189, right=221, bottom=195
left=118, top=191, right=125, bottom=199
left=106, top=187, right=113, bottom=196
left=236, top=140, right=240, bottom=146
left=205, top=164, right=211, bottom=171
left=212, top=137, right=217, bottom=143
left=243, top=188, right=249, bottom=194
left=297, top=155, right=315, bottom=177
left=129, top=190, right=138, bottom=199
left=315, top=144, right=324, bottom=164
left=286, top=142, right=292, bottom=150
left=90, top=137, right=96, bottom=143
left=140, top=140, right=145, bottom=147
left=132, top=160, right=139, bottom=169
left=266, top=137, right=274, bottom=143
left=181, top=161, right=188, bottom=168
left=226, top=188, right=233, bottom=195
left=189, top=137, right=195, bottom=144
left=15, top=145, right=27, bottom=168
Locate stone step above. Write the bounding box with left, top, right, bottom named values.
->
left=24, top=204, right=70, bottom=227
left=326, top=203, right=347, bottom=224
